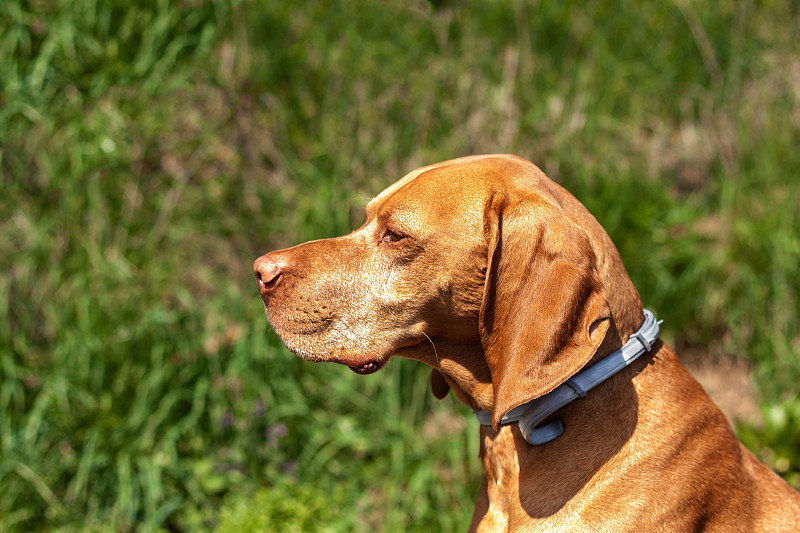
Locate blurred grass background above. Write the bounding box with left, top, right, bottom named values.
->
left=2, top=0, right=799, bottom=530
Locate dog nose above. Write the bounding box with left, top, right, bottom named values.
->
left=253, top=254, right=284, bottom=296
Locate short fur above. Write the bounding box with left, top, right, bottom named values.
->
left=254, top=155, right=800, bottom=532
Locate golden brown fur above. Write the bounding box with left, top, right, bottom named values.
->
left=254, top=154, right=800, bottom=531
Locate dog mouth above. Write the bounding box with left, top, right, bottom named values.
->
left=347, top=360, right=385, bottom=375
left=345, top=337, right=426, bottom=375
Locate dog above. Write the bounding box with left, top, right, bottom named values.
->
left=253, top=154, right=800, bottom=531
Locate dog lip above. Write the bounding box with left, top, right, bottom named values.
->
left=347, top=360, right=384, bottom=375
left=345, top=337, right=424, bottom=375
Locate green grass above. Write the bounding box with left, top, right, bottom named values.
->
left=2, top=0, right=799, bottom=530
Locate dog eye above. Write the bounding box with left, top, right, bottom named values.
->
left=381, top=228, right=406, bottom=244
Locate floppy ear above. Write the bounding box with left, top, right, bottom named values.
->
left=480, top=197, right=611, bottom=428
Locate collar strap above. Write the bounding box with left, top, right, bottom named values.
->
left=474, top=309, right=661, bottom=445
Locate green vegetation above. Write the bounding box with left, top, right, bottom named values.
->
left=2, top=0, right=799, bottom=530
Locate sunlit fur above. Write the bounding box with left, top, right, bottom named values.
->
left=254, top=155, right=800, bottom=531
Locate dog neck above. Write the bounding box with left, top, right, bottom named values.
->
left=470, top=339, right=661, bottom=529
left=474, top=310, right=659, bottom=445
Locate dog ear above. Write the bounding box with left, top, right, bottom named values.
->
left=430, top=368, right=451, bottom=399
left=480, top=197, right=611, bottom=429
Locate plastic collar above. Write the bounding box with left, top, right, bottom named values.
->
left=474, top=309, right=661, bottom=445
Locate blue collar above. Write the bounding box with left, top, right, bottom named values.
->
left=474, top=309, right=661, bottom=445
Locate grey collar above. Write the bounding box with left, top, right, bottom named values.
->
left=474, top=309, right=661, bottom=445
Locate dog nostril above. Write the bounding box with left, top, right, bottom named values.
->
left=264, top=271, right=281, bottom=288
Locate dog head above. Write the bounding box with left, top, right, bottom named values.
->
left=254, top=155, right=641, bottom=425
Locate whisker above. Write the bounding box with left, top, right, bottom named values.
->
left=421, top=331, right=440, bottom=368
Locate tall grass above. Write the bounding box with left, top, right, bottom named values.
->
left=2, top=0, right=799, bottom=530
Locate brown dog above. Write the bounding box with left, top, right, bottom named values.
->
left=254, top=154, right=800, bottom=531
